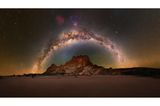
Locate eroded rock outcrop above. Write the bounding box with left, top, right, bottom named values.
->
left=43, top=55, right=107, bottom=76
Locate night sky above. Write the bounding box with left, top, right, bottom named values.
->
left=0, top=9, right=160, bottom=75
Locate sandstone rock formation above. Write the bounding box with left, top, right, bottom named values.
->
left=43, top=55, right=107, bottom=76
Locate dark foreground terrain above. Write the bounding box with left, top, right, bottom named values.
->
left=1, top=75, right=160, bottom=97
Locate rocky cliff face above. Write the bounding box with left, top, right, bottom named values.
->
left=43, top=55, right=107, bottom=76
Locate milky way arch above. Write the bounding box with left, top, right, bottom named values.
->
left=32, top=27, right=126, bottom=73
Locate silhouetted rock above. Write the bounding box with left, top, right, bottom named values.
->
left=43, top=55, right=107, bottom=75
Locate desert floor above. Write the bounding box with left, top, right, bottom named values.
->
left=0, top=75, right=160, bottom=97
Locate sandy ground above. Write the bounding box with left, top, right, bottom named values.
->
left=0, top=75, right=160, bottom=97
